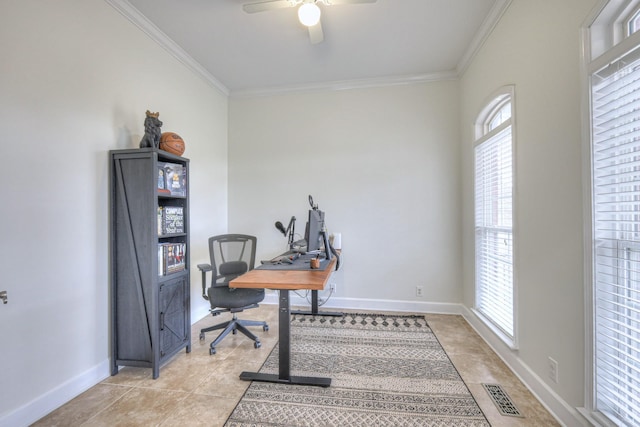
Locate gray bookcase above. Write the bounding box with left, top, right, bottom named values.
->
left=110, top=148, right=191, bottom=379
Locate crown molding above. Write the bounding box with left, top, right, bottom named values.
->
left=229, top=70, right=459, bottom=98
left=456, top=0, right=513, bottom=76
left=105, top=0, right=509, bottom=98
left=103, top=0, right=230, bottom=96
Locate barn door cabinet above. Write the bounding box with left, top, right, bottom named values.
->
left=110, top=148, right=191, bottom=379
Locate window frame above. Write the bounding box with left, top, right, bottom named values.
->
left=582, top=1, right=640, bottom=424
left=473, top=85, right=518, bottom=350
left=624, top=4, right=640, bottom=37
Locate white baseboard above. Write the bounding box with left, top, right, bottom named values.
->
left=0, top=359, right=111, bottom=427
left=191, top=305, right=211, bottom=324
left=460, top=307, right=591, bottom=427
left=262, top=292, right=465, bottom=315
left=265, top=293, right=590, bottom=427
left=9, top=297, right=588, bottom=427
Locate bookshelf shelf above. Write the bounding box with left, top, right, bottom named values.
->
left=110, top=148, right=191, bottom=379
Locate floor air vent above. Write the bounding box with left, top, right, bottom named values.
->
left=482, top=383, right=523, bottom=417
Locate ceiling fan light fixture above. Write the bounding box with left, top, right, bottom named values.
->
left=298, top=3, right=321, bottom=27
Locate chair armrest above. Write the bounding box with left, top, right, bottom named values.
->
left=197, top=263, right=212, bottom=300
left=197, top=263, right=212, bottom=272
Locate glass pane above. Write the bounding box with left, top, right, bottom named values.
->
left=629, top=9, right=640, bottom=36
left=487, top=102, right=511, bottom=131
left=592, top=48, right=640, bottom=426
left=475, top=124, right=514, bottom=339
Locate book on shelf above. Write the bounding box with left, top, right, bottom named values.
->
left=157, top=166, right=170, bottom=194
left=157, top=162, right=186, bottom=196
left=157, top=206, right=163, bottom=236
left=158, top=242, right=186, bottom=276
left=157, top=206, right=184, bottom=235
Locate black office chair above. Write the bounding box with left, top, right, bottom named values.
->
left=197, top=234, right=268, bottom=355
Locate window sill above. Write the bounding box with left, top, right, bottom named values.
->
left=471, top=308, right=518, bottom=350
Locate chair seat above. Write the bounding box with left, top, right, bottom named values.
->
left=209, top=286, right=265, bottom=309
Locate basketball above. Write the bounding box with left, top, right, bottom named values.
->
left=159, top=132, right=185, bottom=156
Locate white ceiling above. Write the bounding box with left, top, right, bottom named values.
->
left=116, top=0, right=507, bottom=96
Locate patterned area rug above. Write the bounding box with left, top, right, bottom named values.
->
left=225, top=313, right=489, bottom=426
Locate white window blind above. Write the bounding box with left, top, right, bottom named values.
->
left=475, top=123, right=514, bottom=339
left=592, top=46, right=640, bottom=427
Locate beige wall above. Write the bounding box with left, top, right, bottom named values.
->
left=228, top=82, right=462, bottom=304
left=0, top=1, right=227, bottom=424
left=460, top=0, right=598, bottom=412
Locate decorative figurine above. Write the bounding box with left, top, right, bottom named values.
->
left=139, top=110, right=163, bottom=148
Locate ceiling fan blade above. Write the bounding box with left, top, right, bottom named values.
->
left=323, top=0, right=377, bottom=5
left=308, top=20, right=324, bottom=44
left=242, top=0, right=296, bottom=14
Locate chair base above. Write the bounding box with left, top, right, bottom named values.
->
left=200, top=313, right=269, bottom=355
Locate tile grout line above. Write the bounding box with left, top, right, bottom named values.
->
left=80, top=385, right=136, bottom=426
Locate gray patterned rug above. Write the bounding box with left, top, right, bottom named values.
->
left=225, top=313, right=489, bottom=426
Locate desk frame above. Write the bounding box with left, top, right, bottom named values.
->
left=291, top=290, right=343, bottom=317
left=230, top=258, right=336, bottom=387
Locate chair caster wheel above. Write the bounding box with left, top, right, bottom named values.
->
left=210, top=347, right=216, bottom=355
left=263, top=324, right=269, bottom=332
left=254, top=341, right=261, bottom=349
left=199, top=332, right=205, bottom=341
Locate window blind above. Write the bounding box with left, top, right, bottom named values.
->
left=592, top=47, right=640, bottom=427
left=475, top=125, right=514, bottom=338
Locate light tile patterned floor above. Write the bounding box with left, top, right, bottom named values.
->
left=32, top=305, right=559, bottom=426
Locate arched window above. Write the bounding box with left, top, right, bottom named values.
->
left=487, top=99, right=511, bottom=131
left=473, top=86, right=516, bottom=347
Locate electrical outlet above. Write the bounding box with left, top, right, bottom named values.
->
left=548, top=357, right=558, bottom=383
left=416, top=286, right=424, bottom=297
left=329, top=283, right=336, bottom=292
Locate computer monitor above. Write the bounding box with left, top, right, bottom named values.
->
left=304, top=195, right=336, bottom=265
left=305, top=208, right=325, bottom=252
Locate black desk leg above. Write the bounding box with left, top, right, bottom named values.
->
left=279, top=289, right=291, bottom=381
left=291, top=290, right=344, bottom=317
left=239, top=289, right=331, bottom=387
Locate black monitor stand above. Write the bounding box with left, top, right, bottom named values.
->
left=292, top=231, right=343, bottom=317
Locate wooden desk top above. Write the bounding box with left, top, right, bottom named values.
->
left=230, top=258, right=336, bottom=291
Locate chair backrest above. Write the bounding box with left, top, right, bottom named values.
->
left=208, top=234, right=257, bottom=287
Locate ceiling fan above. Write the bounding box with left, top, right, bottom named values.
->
left=242, top=0, right=377, bottom=44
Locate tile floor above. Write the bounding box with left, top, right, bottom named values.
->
left=32, top=304, right=560, bottom=426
